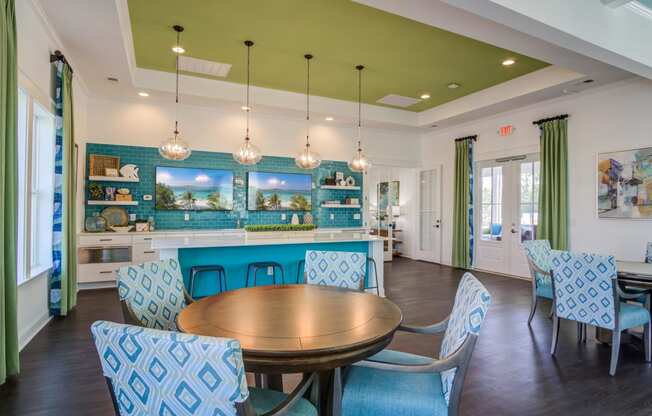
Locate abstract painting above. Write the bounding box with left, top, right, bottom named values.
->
left=597, top=147, right=652, bottom=219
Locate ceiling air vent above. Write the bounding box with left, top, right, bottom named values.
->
left=376, top=94, right=421, bottom=108
left=179, top=56, right=231, bottom=78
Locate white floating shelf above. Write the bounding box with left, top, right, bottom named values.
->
left=320, top=185, right=360, bottom=190
left=320, top=204, right=361, bottom=209
left=88, top=176, right=139, bottom=183
left=87, top=200, right=138, bottom=206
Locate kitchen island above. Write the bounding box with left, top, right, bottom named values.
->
left=151, top=230, right=385, bottom=296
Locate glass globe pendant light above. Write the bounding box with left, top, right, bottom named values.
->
left=295, top=54, right=321, bottom=169
left=348, top=65, right=371, bottom=172
left=233, top=40, right=262, bottom=165
left=159, top=25, right=191, bottom=161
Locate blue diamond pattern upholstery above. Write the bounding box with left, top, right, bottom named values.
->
left=116, top=259, right=186, bottom=331
left=342, top=273, right=490, bottom=416
left=304, top=250, right=366, bottom=291
left=551, top=250, right=651, bottom=330
left=91, top=320, right=249, bottom=416
left=439, top=273, right=491, bottom=405
left=647, top=242, right=652, bottom=263
left=523, top=240, right=553, bottom=299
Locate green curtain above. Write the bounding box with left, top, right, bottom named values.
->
left=538, top=118, right=568, bottom=250
left=49, top=62, right=77, bottom=315
left=0, top=0, right=19, bottom=385
left=452, top=138, right=474, bottom=268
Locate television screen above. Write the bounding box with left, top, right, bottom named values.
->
left=156, top=166, right=234, bottom=211
left=248, top=171, right=312, bottom=211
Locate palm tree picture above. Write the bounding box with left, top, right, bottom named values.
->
left=155, top=167, right=234, bottom=211
left=247, top=172, right=312, bottom=211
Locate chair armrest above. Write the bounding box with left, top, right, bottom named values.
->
left=527, top=258, right=551, bottom=280
left=398, top=316, right=449, bottom=334
left=617, top=286, right=650, bottom=301
left=355, top=334, right=477, bottom=374
left=260, top=373, right=317, bottom=416
left=120, top=300, right=142, bottom=327
left=183, top=288, right=194, bottom=304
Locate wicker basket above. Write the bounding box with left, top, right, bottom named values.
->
left=89, top=154, right=120, bottom=177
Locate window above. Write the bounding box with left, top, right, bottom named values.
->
left=480, top=166, right=503, bottom=241
left=16, top=87, right=56, bottom=284
left=519, top=160, right=540, bottom=242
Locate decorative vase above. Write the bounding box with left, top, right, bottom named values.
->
left=291, top=213, right=300, bottom=225
left=303, top=212, right=313, bottom=225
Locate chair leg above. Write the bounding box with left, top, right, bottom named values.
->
left=610, top=329, right=621, bottom=376
left=189, top=269, right=197, bottom=299
left=548, top=303, right=554, bottom=319
left=331, top=367, right=342, bottom=416
left=278, top=266, right=285, bottom=285
left=550, top=316, right=560, bottom=355
left=527, top=295, right=538, bottom=326
left=645, top=322, right=651, bottom=362
left=583, top=323, right=588, bottom=343
left=254, top=373, right=263, bottom=387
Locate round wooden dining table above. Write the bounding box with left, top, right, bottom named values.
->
left=177, top=284, right=403, bottom=415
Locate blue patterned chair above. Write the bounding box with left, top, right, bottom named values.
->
left=91, top=321, right=317, bottom=416
left=341, top=273, right=491, bottom=416
left=304, top=250, right=366, bottom=291
left=647, top=242, right=652, bottom=263
left=550, top=250, right=652, bottom=376
left=522, top=240, right=554, bottom=325
left=116, top=259, right=193, bottom=331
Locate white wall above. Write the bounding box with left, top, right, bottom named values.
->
left=421, top=78, right=652, bottom=267
left=16, top=0, right=89, bottom=349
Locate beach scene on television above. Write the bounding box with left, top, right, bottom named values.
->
left=156, top=166, right=234, bottom=211
left=248, top=172, right=312, bottom=211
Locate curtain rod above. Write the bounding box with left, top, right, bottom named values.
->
left=49, top=50, right=74, bottom=74
left=532, top=114, right=568, bottom=125
left=454, top=135, right=477, bottom=142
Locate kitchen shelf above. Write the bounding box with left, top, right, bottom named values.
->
left=88, top=176, right=139, bottom=183
left=320, top=203, right=361, bottom=209
left=320, top=185, right=360, bottom=190
left=87, top=200, right=138, bottom=206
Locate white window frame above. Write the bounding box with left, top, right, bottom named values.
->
left=16, top=84, right=56, bottom=285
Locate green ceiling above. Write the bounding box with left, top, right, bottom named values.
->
left=127, top=0, right=549, bottom=112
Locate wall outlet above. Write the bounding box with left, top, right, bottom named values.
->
left=281, top=213, right=287, bottom=221
left=353, top=213, right=361, bottom=220
left=184, top=213, right=190, bottom=221
left=129, top=214, right=136, bottom=221
left=143, top=195, right=152, bottom=201
left=330, top=213, right=335, bottom=220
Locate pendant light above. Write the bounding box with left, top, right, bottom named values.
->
left=348, top=65, right=371, bottom=172
left=295, top=54, right=322, bottom=169
left=159, top=25, right=192, bottom=161
left=233, top=40, right=262, bottom=165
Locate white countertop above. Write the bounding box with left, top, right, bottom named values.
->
left=79, top=227, right=367, bottom=237
left=151, top=231, right=381, bottom=249
left=617, top=260, right=652, bottom=277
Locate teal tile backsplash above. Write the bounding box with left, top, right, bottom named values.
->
left=85, top=143, right=363, bottom=230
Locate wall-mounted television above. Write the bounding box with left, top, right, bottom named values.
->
left=247, top=171, right=312, bottom=211
left=156, top=166, right=234, bottom=211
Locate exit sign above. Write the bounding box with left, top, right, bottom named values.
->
left=498, top=125, right=514, bottom=136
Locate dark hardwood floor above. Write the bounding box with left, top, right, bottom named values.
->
left=2, top=258, right=652, bottom=415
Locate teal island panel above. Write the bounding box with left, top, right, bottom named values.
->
left=85, top=143, right=363, bottom=229
left=177, top=242, right=372, bottom=297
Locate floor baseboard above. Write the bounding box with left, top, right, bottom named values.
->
left=19, top=313, right=52, bottom=351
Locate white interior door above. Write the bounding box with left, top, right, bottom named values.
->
left=474, top=154, right=539, bottom=277
left=417, top=167, right=442, bottom=263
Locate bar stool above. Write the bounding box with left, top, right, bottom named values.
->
left=367, top=257, right=380, bottom=296
left=189, top=265, right=227, bottom=299
left=245, top=262, right=285, bottom=287
left=296, top=259, right=305, bottom=284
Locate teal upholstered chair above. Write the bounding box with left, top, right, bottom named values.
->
left=522, top=240, right=554, bottom=325
left=91, top=321, right=317, bottom=415
left=550, top=250, right=651, bottom=376
left=341, top=273, right=491, bottom=416
left=647, top=242, right=652, bottom=263
left=304, top=250, right=366, bottom=291
left=116, top=259, right=193, bottom=331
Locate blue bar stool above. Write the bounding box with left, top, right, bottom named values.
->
left=367, top=257, right=380, bottom=295
left=245, top=262, right=285, bottom=287
left=189, top=265, right=227, bottom=299
left=297, top=259, right=305, bottom=284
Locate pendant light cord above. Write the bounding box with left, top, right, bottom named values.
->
left=357, top=65, right=362, bottom=152
left=305, top=54, right=312, bottom=147
left=174, top=27, right=181, bottom=140
left=245, top=41, right=252, bottom=141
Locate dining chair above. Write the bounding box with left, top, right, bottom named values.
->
left=116, top=259, right=193, bottom=331
left=340, top=273, right=491, bottom=416
left=304, top=250, right=366, bottom=291
left=646, top=242, right=652, bottom=263
left=90, top=320, right=317, bottom=416
left=550, top=250, right=652, bottom=376
left=522, top=240, right=554, bottom=325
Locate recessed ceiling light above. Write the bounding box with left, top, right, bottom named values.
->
left=420, top=93, right=431, bottom=100
left=447, top=83, right=460, bottom=89
left=241, top=106, right=251, bottom=111
left=325, top=117, right=334, bottom=121
left=431, top=124, right=438, bottom=128
left=138, top=92, right=149, bottom=97
left=107, top=77, right=119, bottom=82
left=583, top=79, right=595, bottom=84
left=502, top=59, right=516, bottom=66
left=172, top=46, right=185, bottom=54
